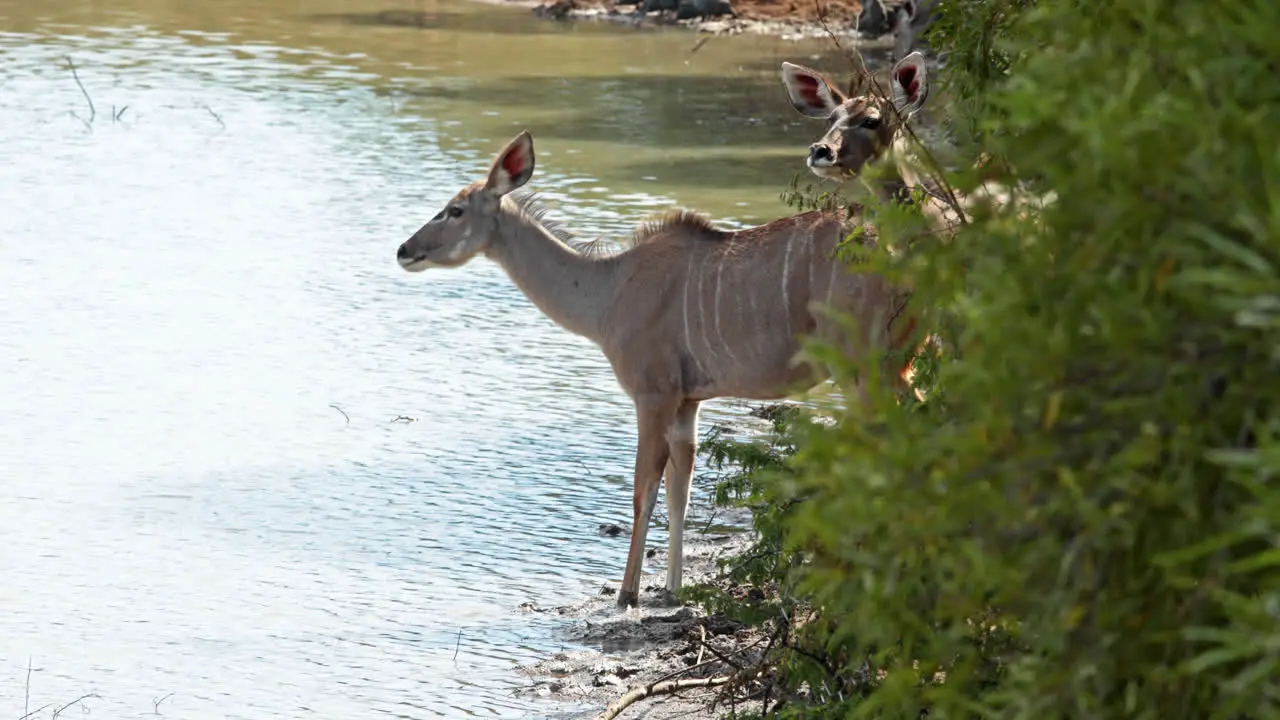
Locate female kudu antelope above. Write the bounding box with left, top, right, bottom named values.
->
left=394, top=131, right=918, bottom=609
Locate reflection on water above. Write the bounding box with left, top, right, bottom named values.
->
left=0, top=0, right=868, bottom=716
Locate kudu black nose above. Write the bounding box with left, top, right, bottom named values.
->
left=809, top=143, right=834, bottom=162
left=397, top=242, right=410, bottom=260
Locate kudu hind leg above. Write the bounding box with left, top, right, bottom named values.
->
left=663, top=400, right=700, bottom=596
left=618, top=397, right=676, bottom=609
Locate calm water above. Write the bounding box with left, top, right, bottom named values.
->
left=0, top=0, right=862, bottom=716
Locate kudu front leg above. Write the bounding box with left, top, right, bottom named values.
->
left=663, top=400, right=700, bottom=597
left=618, top=397, right=676, bottom=609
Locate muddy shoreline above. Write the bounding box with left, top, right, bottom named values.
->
left=472, top=0, right=896, bottom=42
left=514, top=512, right=766, bottom=719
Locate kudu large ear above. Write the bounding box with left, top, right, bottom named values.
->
left=889, top=51, right=929, bottom=117
left=484, top=130, right=535, bottom=196
left=780, top=62, right=847, bottom=118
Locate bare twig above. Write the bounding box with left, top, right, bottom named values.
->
left=812, top=0, right=868, bottom=97
left=200, top=103, right=225, bottom=128
left=68, top=111, right=92, bottom=132
left=647, top=628, right=773, bottom=712
left=648, top=653, right=734, bottom=688
left=708, top=616, right=788, bottom=712
left=687, top=36, right=710, bottom=58
left=696, top=624, right=707, bottom=665
left=18, top=704, right=52, bottom=720
left=701, top=504, right=721, bottom=532
left=453, top=628, right=462, bottom=662
left=24, top=656, right=31, bottom=719
left=52, top=693, right=100, bottom=719
left=329, top=404, right=350, bottom=424
left=390, top=415, right=416, bottom=423
left=152, top=692, right=175, bottom=715
left=598, top=676, right=731, bottom=720
left=694, top=630, right=745, bottom=671
left=113, top=104, right=129, bottom=122
left=65, top=56, right=95, bottom=123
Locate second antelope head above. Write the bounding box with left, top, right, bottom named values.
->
left=780, top=51, right=930, bottom=182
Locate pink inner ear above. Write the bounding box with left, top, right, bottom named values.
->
left=896, top=66, right=918, bottom=101
left=795, top=75, right=824, bottom=108
left=502, top=146, right=525, bottom=178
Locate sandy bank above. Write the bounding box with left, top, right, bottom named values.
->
left=513, top=511, right=770, bottom=719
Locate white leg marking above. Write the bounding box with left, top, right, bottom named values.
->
left=664, top=405, right=699, bottom=594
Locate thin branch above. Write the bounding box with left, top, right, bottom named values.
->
left=200, top=103, right=225, bottom=129
left=700, top=505, right=719, bottom=532
left=329, top=404, right=350, bottom=424
left=152, top=692, right=175, bottom=715
left=598, top=676, right=731, bottom=720
left=694, top=631, right=744, bottom=671
left=18, top=704, right=52, bottom=720
left=648, top=653, right=730, bottom=687
left=52, top=693, right=100, bottom=719
left=69, top=111, right=92, bottom=132
left=65, top=55, right=95, bottom=123
left=811, top=0, right=867, bottom=97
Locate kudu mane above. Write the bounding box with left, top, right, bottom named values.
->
left=506, top=191, right=732, bottom=260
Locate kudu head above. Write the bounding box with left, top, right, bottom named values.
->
left=780, top=51, right=930, bottom=182
left=396, top=131, right=535, bottom=272
left=891, top=0, right=935, bottom=65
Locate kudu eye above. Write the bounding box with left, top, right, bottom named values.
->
left=861, top=116, right=883, bottom=129
left=447, top=206, right=465, bottom=219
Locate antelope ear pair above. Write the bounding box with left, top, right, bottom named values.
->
left=780, top=51, right=930, bottom=118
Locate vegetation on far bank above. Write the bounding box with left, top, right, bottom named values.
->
left=659, top=0, right=1280, bottom=717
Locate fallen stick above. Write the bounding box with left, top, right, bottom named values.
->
left=598, top=676, right=731, bottom=720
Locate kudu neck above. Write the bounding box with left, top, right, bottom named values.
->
left=863, top=126, right=920, bottom=206
left=482, top=203, right=617, bottom=343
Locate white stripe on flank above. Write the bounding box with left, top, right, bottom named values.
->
left=712, top=254, right=739, bottom=367
left=781, top=236, right=796, bottom=333
left=697, top=253, right=714, bottom=366
left=682, top=253, right=695, bottom=358
left=826, top=242, right=839, bottom=311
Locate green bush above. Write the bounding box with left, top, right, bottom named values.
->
left=692, top=0, right=1280, bottom=717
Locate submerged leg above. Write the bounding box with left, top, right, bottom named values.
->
left=664, top=400, right=700, bottom=596
left=618, top=395, right=677, bottom=609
